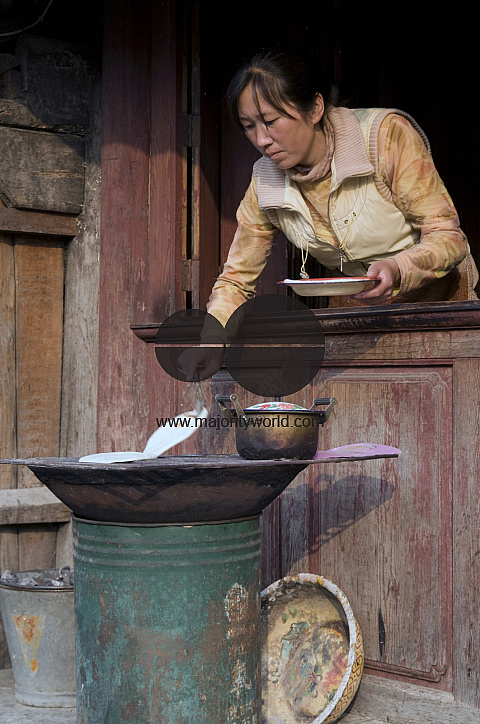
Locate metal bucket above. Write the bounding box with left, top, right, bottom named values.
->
left=73, top=514, right=261, bottom=724
left=0, top=569, right=76, bottom=707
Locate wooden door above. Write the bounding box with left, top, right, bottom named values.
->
left=0, top=231, right=72, bottom=666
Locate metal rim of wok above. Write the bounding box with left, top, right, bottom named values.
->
left=261, top=573, right=360, bottom=724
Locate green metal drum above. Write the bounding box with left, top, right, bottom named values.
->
left=73, top=515, right=261, bottom=724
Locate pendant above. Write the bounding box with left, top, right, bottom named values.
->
left=299, top=270, right=310, bottom=279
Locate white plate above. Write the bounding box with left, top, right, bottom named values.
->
left=278, top=277, right=381, bottom=296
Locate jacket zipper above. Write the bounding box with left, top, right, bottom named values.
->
left=327, top=192, right=352, bottom=272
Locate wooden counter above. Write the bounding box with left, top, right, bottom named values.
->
left=132, top=300, right=480, bottom=708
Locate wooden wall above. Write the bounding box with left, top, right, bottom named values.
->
left=0, top=35, right=101, bottom=667
left=96, top=0, right=188, bottom=452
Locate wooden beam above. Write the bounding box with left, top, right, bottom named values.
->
left=0, top=126, right=84, bottom=214
left=0, top=487, right=70, bottom=525
left=0, top=207, right=77, bottom=237
left=0, top=235, right=16, bottom=490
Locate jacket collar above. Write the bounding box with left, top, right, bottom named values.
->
left=254, top=106, right=374, bottom=209
left=326, top=106, right=374, bottom=186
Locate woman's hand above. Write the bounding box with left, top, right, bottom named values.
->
left=177, top=342, right=225, bottom=381
left=352, top=258, right=401, bottom=304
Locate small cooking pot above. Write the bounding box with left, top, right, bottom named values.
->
left=215, top=394, right=337, bottom=460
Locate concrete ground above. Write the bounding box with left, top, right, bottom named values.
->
left=2, top=667, right=480, bottom=724
left=0, top=669, right=76, bottom=724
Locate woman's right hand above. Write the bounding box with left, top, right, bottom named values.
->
left=352, top=258, right=400, bottom=304
left=177, top=342, right=225, bottom=381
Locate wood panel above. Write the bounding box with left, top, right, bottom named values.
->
left=260, top=365, right=453, bottom=691
left=452, top=357, right=480, bottom=707
left=0, top=488, right=70, bottom=525
left=60, top=75, right=101, bottom=459
left=0, top=34, right=95, bottom=132
left=14, top=238, right=64, bottom=488
left=98, top=0, right=184, bottom=453
left=97, top=0, right=153, bottom=452
left=0, top=207, right=77, bottom=236
left=0, top=235, right=16, bottom=667
left=147, top=0, right=183, bottom=322
left=0, top=127, right=84, bottom=214
left=0, top=236, right=70, bottom=667
left=0, top=27, right=99, bottom=670
left=323, top=331, right=480, bottom=362
left=17, top=525, right=58, bottom=571
left=0, top=235, right=15, bottom=490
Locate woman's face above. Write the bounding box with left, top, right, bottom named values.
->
left=237, top=84, right=325, bottom=169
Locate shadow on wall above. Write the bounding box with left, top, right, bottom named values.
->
left=262, top=470, right=396, bottom=584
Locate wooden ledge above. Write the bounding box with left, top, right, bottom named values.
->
left=0, top=487, right=71, bottom=525
left=131, top=301, right=480, bottom=341
left=0, top=207, right=77, bottom=237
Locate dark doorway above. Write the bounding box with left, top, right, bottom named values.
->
left=193, top=0, right=478, bottom=303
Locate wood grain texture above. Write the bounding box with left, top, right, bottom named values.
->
left=0, top=127, right=84, bottom=214
left=255, top=365, right=453, bottom=689
left=55, top=521, right=74, bottom=569
left=0, top=236, right=16, bottom=490
left=342, top=674, right=480, bottom=724
left=302, top=365, right=453, bottom=690
left=97, top=0, right=154, bottom=453
left=147, top=0, right=183, bottom=322
left=323, top=330, right=480, bottom=361
left=17, top=526, right=57, bottom=571
left=98, top=0, right=183, bottom=452
left=0, top=488, right=70, bottom=525
left=14, top=239, right=64, bottom=487
left=452, top=357, right=480, bottom=707
left=60, top=75, right=101, bottom=459
left=0, top=34, right=95, bottom=132
left=0, top=207, right=77, bottom=237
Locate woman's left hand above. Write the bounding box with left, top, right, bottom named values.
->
left=352, top=258, right=401, bottom=304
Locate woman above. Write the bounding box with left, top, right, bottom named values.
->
left=179, top=48, right=478, bottom=380
left=205, top=48, right=478, bottom=331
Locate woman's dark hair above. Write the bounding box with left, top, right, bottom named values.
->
left=227, top=48, right=335, bottom=128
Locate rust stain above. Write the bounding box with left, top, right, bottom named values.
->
left=13, top=614, right=45, bottom=674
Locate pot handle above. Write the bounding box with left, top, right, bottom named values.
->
left=215, top=394, right=246, bottom=422
left=311, top=397, right=337, bottom=423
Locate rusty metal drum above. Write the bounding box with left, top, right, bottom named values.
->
left=73, top=515, right=261, bottom=724
left=0, top=569, right=76, bottom=707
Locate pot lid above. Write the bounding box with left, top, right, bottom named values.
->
left=244, top=402, right=309, bottom=412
